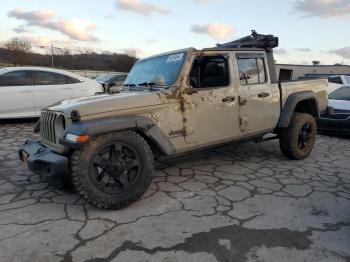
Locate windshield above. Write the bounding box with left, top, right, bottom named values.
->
left=344, top=76, right=350, bottom=85
left=124, top=52, right=186, bottom=86
left=329, top=86, right=350, bottom=101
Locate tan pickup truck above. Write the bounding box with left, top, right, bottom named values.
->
left=19, top=32, right=328, bottom=209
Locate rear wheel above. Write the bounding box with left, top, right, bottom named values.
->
left=71, top=130, right=154, bottom=209
left=279, top=113, right=317, bottom=160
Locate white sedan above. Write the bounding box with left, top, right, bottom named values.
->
left=328, top=86, right=350, bottom=112
left=0, top=67, right=103, bottom=118
left=328, top=75, right=350, bottom=94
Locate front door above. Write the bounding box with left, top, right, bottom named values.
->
left=34, top=71, right=75, bottom=113
left=0, top=70, right=35, bottom=118
left=183, top=53, right=240, bottom=144
left=235, top=53, right=278, bottom=133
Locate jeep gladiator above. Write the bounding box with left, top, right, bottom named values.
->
left=19, top=32, right=328, bottom=209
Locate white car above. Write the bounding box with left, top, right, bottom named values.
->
left=328, top=86, right=350, bottom=112
left=328, top=75, right=350, bottom=94
left=0, top=67, right=103, bottom=118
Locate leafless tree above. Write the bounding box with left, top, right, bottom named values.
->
left=0, top=42, right=135, bottom=71
left=123, top=48, right=139, bottom=64
left=4, top=38, right=32, bottom=66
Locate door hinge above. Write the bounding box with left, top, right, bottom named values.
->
left=239, top=96, right=248, bottom=106
left=184, top=127, right=194, bottom=136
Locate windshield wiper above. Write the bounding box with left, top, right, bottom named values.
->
left=124, top=82, right=167, bottom=91
left=137, top=82, right=158, bottom=91
left=138, top=82, right=156, bottom=87
left=139, top=82, right=171, bottom=90
left=123, top=83, right=136, bottom=87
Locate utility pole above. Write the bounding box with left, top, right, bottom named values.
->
left=51, top=44, right=54, bottom=68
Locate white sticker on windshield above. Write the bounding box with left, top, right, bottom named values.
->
left=166, top=53, right=184, bottom=63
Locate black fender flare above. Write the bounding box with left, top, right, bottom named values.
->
left=277, top=91, right=319, bottom=128
left=61, top=116, right=176, bottom=156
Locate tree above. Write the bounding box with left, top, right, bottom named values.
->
left=123, top=48, right=139, bottom=65
left=4, top=38, right=32, bottom=66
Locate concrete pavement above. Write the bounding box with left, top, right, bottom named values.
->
left=0, top=121, right=349, bottom=262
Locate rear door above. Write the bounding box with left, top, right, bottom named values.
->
left=34, top=71, right=76, bottom=112
left=0, top=70, right=35, bottom=118
left=235, top=53, right=279, bottom=133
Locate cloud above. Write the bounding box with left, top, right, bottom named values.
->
left=8, top=9, right=99, bottom=41
left=20, top=35, right=57, bottom=47
left=294, top=48, right=311, bottom=52
left=18, top=35, right=102, bottom=54
left=58, top=19, right=97, bottom=41
left=116, top=0, right=169, bottom=16
left=294, top=0, right=350, bottom=18
left=8, top=9, right=55, bottom=23
left=191, top=23, right=234, bottom=40
left=274, top=49, right=288, bottom=55
left=145, top=38, right=156, bottom=43
left=286, top=60, right=310, bottom=65
left=104, top=13, right=115, bottom=19
left=193, top=0, right=219, bottom=4
left=14, top=26, right=31, bottom=33
left=329, top=47, right=350, bottom=59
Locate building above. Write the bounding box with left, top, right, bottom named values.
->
left=275, top=64, right=350, bottom=81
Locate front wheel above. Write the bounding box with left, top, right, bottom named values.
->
left=279, top=113, right=317, bottom=160
left=71, top=130, right=154, bottom=210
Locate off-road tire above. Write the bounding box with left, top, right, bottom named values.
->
left=279, top=113, right=317, bottom=160
left=71, top=130, right=154, bottom=210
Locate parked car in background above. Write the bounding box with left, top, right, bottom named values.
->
left=95, top=73, right=128, bottom=92
left=328, top=75, right=350, bottom=94
left=0, top=67, right=103, bottom=119
left=328, top=86, right=350, bottom=113
left=317, top=86, right=350, bottom=135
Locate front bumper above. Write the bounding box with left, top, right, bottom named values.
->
left=18, top=140, right=69, bottom=178
left=317, top=113, right=350, bottom=135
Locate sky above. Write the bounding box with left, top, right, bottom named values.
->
left=0, top=0, right=350, bottom=65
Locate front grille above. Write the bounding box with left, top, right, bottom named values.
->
left=40, top=111, right=58, bottom=144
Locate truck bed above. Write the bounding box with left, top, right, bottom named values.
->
left=279, top=79, right=329, bottom=113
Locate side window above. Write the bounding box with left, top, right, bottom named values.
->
left=0, top=71, right=34, bottom=86
left=35, top=71, right=67, bottom=85
left=116, top=75, right=127, bottom=82
left=328, top=76, right=342, bottom=85
left=65, top=76, right=80, bottom=84
left=189, top=55, right=229, bottom=88
left=257, top=58, right=266, bottom=83
left=237, top=57, right=267, bottom=85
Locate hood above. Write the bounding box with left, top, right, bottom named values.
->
left=46, top=91, right=165, bottom=117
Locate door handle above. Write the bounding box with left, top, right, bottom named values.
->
left=222, top=96, right=235, bottom=103
left=20, top=90, right=32, bottom=93
left=63, top=87, right=73, bottom=90
left=258, top=92, right=270, bottom=98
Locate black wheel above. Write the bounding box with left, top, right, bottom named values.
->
left=71, top=130, right=154, bottom=209
left=279, top=113, right=317, bottom=160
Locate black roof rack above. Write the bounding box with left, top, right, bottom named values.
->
left=216, top=30, right=279, bottom=50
